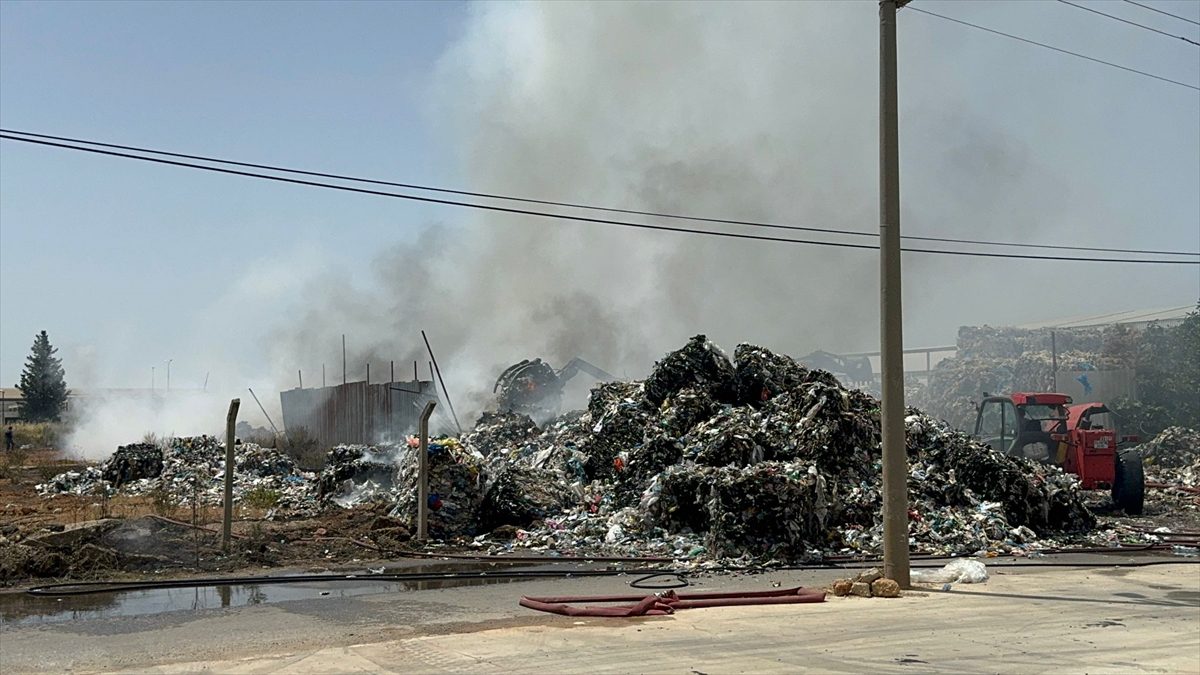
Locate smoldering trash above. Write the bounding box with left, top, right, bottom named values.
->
left=40, top=335, right=1161, bottom=564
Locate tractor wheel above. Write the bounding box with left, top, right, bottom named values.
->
left=1112, top=448, right=1145, bottom=516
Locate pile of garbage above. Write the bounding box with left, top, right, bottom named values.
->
left=1138, top=427, right=1200, bottom=469
left=955, top=325, right=1109, bottom=359
left=454, top=335, right=1096, bottom=560
left=317, top=437, right=488, bottom=539
left=317, top=443, right=412, bottom=507
left=1134, top=427, right=1200, bottom=515
left=911, top=324, right=1134, bottom=429
left=100, top=443, right=163, bottom=487
left=34, top=336, right=1113, bottom=563
left=38, top=436, right=317, bottom=512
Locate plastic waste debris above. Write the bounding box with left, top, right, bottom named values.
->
left=910, top=559, right=989, bottom=584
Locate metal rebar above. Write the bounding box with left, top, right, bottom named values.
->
left=421, top=330, right=462, bottom=434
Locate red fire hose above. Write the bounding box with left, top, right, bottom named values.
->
left=1146, top=481, right=1200, bottom=495
left=519, top=586, right=827, bottom=617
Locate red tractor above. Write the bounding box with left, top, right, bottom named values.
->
left=973, top=392, right=1144, bottom=514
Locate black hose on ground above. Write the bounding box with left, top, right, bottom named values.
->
left=628, top=572, right=690, bottom=590
left=23, top=555, right=1200, bottom=597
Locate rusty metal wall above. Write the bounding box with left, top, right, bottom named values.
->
left=279, top=379, right=438, bottom=448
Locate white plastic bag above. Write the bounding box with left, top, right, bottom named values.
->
left=910, top=559, right=989, bottom=584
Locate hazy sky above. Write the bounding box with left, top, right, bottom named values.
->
left=2, top=0, right=1198, bottom=403
left=1, top=0, right=465, bottom=390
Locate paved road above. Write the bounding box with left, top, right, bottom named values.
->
left=2, top=556, right=1198, bottom=674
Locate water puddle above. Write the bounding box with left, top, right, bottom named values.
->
left=0, top=561, right=536, bottom=627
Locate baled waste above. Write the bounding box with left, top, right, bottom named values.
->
left=910, top=324, right=1131, bottom=430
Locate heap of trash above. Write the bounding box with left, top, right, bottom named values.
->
left=450, top=336, right=1096, bottom=560
left=1134, top=427, right=1200, bottom=516
left=38, top=436, right=317, bottom=512
left=910, top=324, right=1135, bottom=429
left=316, top=436, right=490, bottom=539
left=35, top=335, right=1118, bottom=563
left=1138, top=427, right=1200, bottom=469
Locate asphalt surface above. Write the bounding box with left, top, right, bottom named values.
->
left=1, top=554, right=1198, bottom=674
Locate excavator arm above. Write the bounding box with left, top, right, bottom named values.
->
left=800, top=351, right=874, bottom=384
left=494, top=356, right=615, bottom=419
left=556, top=357, right=615, bottom=383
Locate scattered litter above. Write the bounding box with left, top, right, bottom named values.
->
left=39, top=436, right=317, bottom=514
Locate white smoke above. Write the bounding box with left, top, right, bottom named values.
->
left=62, top=2, right=1200, bottom=451
left=264, top=2, right=1148, bottom=418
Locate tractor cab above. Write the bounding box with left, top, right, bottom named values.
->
left=974, top=392, right=1071, bottom=462
left=973, top=392, right=1144, bottom=514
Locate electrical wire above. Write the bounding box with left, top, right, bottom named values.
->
left=2, top=128, right=1197, bottom=259
left=1057, top=0, right=1200, bottom=46
left=1122, top=0, right=1200, bottom=27
left=3, top=133, right=1198, bottom=266
left=906, top=6, right=1200, bottom=91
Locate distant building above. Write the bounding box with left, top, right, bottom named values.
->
left=1015, top=305, right=1194, bottom=331
left=0, top=388, right=23, bottom=424
left=0, top=387, right=175, bottom=424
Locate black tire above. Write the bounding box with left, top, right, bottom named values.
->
left=1112, top=448, right=1145, bottom=515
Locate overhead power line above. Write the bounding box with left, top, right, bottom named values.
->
left=907, top=6, right=1200, bottom=91
left=1057, top=0, right=1200, bottom=46
left=1122, top=0, right=1200, bottom=27
left=1, top=133, right=1198, bottom=266
left=3, top=128, right=1197, bottom=259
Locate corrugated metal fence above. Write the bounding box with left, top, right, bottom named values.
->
left=279, top=379, right=439, bottom=447
left=1053, top=369, right=1137, bottom=405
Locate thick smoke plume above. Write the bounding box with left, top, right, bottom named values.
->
left=260, top=3, right=1195, bottom=423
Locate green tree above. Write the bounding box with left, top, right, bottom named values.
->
left=1115, top=303, right=1200, bottom=436
left=15, top=331, right=69, bottom=422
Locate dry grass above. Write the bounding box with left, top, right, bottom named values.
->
left=9, top=422, right=65, bottom=450
left=282, top=427, right=325, bottom=471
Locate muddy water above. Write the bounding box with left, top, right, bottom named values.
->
left=0, top=562, right=535, bottom=626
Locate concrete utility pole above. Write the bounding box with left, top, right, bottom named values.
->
left=222, top=398, right=241, bottom=552
left=417, top=400, right=437, bottom=541
left=879, top=0, right=911, bottom=588
left=166, top=359, right=173, bottom=392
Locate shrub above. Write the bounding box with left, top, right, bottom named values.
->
left=283, top=427, right=325, bottom=471
left=148, top=489, right=178, bottom=517
left=243, top=487, right=281, bottom=510
left=11, top=422, right=63, bottom=449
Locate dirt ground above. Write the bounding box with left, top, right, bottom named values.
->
left=0, top=448, right=418, bottom=586
left=2, top=447, right=1197, bottom=588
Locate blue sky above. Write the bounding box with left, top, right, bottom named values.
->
left=1, top=0, right=465, bottom=389
left=2, top=0, right=1198, bottom=401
